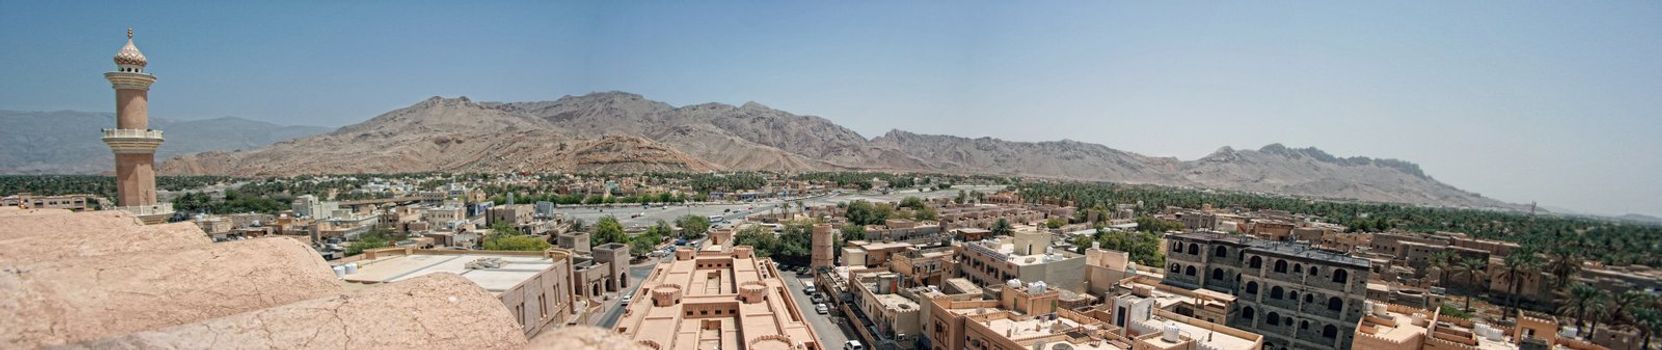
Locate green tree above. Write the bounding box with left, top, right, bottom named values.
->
left=1558, top=283, right=1606, bottom=336
left=1499, top=247, right=1544, bottom=319
left=346, top=227, right=395, bottom=256
left=592, top=216, right=627, bottom=246
left=1044, top=218, right=1065, bottom=229
left=844, top=200, right=892, bottom=226
left=483, top=222, right=550, bottom=251
left=631, top=221, right=670, bottom=256
left=913, top=205, right=939, bottom=221
left=1451, top=258, right=1488, bottom=311
left=991, top=218, right=1013, bottom=236
left=841, top=224, right=867, bottom=241
left=675, top=215, right=712, bottom=239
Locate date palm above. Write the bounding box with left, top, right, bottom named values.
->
left=1543, top=244, right=1584, bottom=291
left=1557, top=283, right=1605, bottom=336
left=1499, top=247, right=1543, bottom=318
left=1451, top=257, right=1487, bottom=311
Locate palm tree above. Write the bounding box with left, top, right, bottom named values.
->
left=1429, top=251, right=1455, bottom=281
left=1499, top=247, right=1544, bottom=318
left=1636, top=307, right=1662, bottom=350
left=1451, top=257, right=1488, bottom=311
left=1557, top=283, right=1605, bottom=336
left=1543, top=244, right=1584, bottom=291
left=1610, top=291, right=1653, bottom=328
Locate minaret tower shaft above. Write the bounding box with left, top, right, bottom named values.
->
left=103, top=28, right=172, bottom=223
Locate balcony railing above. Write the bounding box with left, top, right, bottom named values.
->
left=113, top=203, right=174, bottom=216
left=102, top=128, right=164, bottom=139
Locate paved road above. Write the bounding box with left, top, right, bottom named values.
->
left=594, top=257, right=666, bottom=328
left=781, top=273, right=855, bottom=348
left=553, top=185, right=1003, bottom=228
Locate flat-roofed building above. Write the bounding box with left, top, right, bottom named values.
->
left=928, top=281, right=1136, bottom=350
left=891, top=246, right=957, bottom=288
left=842, top=240, right=915, bottom=268
left=955, top=226, right=1087, bottom=292
left=613, top=244, right=820, bottom=350
left=1165, top=230, right=1371, bottom=350
left=338, top=248, right=579, bottom=338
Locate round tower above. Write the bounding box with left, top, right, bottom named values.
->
left=103, top=28, right=171, bottom=224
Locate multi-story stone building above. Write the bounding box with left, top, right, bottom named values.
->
left=1164, top=231, right=1371, bottom=350
left=954, top=226, right=1086, bottom=292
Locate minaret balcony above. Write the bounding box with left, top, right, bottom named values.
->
left=102, top=128, right=165, bottom=153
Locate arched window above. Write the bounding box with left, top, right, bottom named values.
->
left=1300, top=320, right=1310, bottom=330
left=1274, top=260, right=1288, bottom=273
left=1293, top=263, right=1303, bottom=273
left=1249, top=256, right=1263, bottom=268
left=1187, top=243, right=1199, bottom=255
left=1266, top=312, right=1281, bottom=326
left=1245, top=281, right=1259, bottom=294
left=1332, top=269, right=1349, bottom=283
left=1304, top=294, right=1314, bottom=304
left=1214, top=246, right=1228, bottom=258
left=1242, top=306, right=1256, bottom=320
left=1288, top=290, right=1299, bottom=301
left=1185, top=266, right=1197, bottom=276
left=1328, top=297, right=1343, bottom=311
left=1309, top=266, right=1320, bottom=276
left=1323, top=325, right=1339, bottom=338
left=1170, top=263, right=1181, bottom=273
left=1270, top=286, right=1284, bottom=299
left=1212, top=268, right=1225, bottom=280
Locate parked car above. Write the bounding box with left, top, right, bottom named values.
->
left=811, top=294, right=825, bottom=304
left=842, top=340, right=865, bottom=350
left=621, top=292, right=633, bottom=302
left=814, top=303, right=829, bottom=314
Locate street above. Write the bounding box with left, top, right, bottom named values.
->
left=593, top=257, right=663, bottom=328
left=552, top=185, right=1003, bottom=227
left=781, top=272, right=856, bottom=348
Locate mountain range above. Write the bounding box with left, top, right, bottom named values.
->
left=154, top=92, right=1512, bottom=209
left=0, top=110, right=329, bottom=174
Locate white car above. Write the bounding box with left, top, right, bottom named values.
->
left=814, top=303, right=829, bottom=314
left=842, top=340, right=865, bottom=350
left=620, top=292, right=633, bottom=302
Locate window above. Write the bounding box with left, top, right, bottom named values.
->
left=1304, top=294, right=1314, bottom=304
left=1185, top=266, right=1197, bottom=276
left=1242, top=306, right=1255, bottom=320
left=1170, top=263, right=1182, bottom=273
left=1187, top=243, right=1199, bottom=255
left=1309, top=266, right=1320, bottom=276
left=1328, top=297, right=1343, bottom=311
left=1211, top=268, right=1224, bottom=280
left=1270, top=286, right=1284, bottom=299
left=1245, top=281, right=1258, bottom=294
left=1214, top=246, right=1228, bottom=258
left=1249, top=256, right=1263, bottom=268
left=1288, top=290, right=1299, bottom=301
left=1266, top=312, right=1281, bottom=326
left=1274, top=260, right=1288, bottom=273
left=1332, top=269, right=1349, bottom=283
left=1293, top=264, right=1303, bottom=273
left=1301, top=320, right=1309, bottom=330
left=1323, top=325, right=1339, bottom=338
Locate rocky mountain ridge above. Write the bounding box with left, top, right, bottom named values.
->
left=157, top=92, right=1510, bottom=209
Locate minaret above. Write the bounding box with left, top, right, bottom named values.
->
left=103, top=28, right=172, bottom=224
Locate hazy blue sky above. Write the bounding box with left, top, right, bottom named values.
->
left=2, top=1, right=1658, bottom=216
